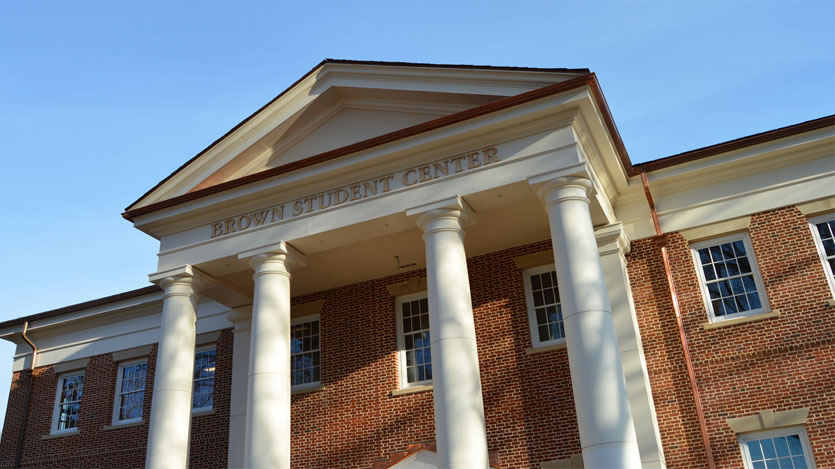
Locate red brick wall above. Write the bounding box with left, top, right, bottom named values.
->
left=627, top=205, right=835, bottom=468
left=0, top=330, right=233, bottom=468
left=1, top=241, right=580, bottom=469
left=4, top=206, right=832, bottom=468
left=290, top=239, right=580, bottom=468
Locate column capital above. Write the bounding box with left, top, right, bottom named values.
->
left=529, top=175, right=593, bottom=210
left=148, top=265, right=214, bottom=294
left=595, top=222, right=631, bottom=255
left=406, top=195, right=475, bottom=237
left=237, top=241, right=307, bottom=272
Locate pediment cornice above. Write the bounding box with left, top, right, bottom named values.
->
left=126, top=60, right=590, bottom=213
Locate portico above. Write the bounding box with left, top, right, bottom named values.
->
left=126, top=61, right=665, bottom=468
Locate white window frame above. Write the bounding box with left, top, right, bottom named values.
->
left=809, top=213, right=835, bottom=298
left=395, top=291, right=432, bottom=388
left=738, top=426, right=816, bottom=469
left=522, top=264, right=566, bottom=348
left=112, top=358, right=148, bottom=425
left=192, top=344, right=216, bottom=413
left=691, top=233, right=771, bottom=323
left=51, top=370, right=85, bottom=435
left=290, top=313, right=322, bottom=391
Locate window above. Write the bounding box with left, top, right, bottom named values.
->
left=522, top=265, right=565, bottom=348
left=809, top=214, right=835, bottom=297
left=739, top=427, right=816, bottom=469
left=291, top=315, right=320, bottom=389
left=193, top=346, right=216, bottom=411
left=51, top=372, right=84, bottom=434
left=113, top=359, right=147, bottom=424
left=396, top=293, right=432, bottom=387
left=691, top=234, right=769, bottom=322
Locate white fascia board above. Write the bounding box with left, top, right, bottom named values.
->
left=617, top=154, right=834, bottom=240
left=24, top=290, right=163, bottom=332
left=12, top=300, right=233, bottom=372
left=134, top=87, right=595, bottom=236
left=648, top=126, right=834, bottom=184
left=656, top=156, right=834, bottom=233
left=575, top=92, right=631, bottom=193
left=314, top=62, right=583, bottom=96
left=615, top=127, right=834, bottom=240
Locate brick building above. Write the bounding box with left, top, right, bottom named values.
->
left=0, top=60, right=833, bottom=468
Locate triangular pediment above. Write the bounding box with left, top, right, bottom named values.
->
left=189, top=86, right=498, bottom=192
left=126, top=60, right=588, bottom=213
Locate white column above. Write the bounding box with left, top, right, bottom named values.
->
left=238, top=242, right=305, bottom=469
left=533, top=176, right=642, bottom=468
left=225, top=307, right=252, bottom=469
left=597, top=224, right=667, bottom=469
left=146, top=266, right=205, bottom=469
left=407, top=196, right=489, bottom=469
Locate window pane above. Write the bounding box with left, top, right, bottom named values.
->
left=787, top=435, right=804, bottom=455
left=748, top=441, right=763, bottom=460
left=774, top=437, right=789, bottom=457
left=824, top=239, right=835, bottom=257
left=528, top=270, right=563, bottom=343
left=748, top=293, right=762, bottom=310
left=721, top=243, right=735, bottom=259
left=192, top=349, right=216, bottom=409
left=292, top=319, right=321, bottom=386
left=698, top=248, right=711, bottom=264
left=400, top=298, right=431, bottom=385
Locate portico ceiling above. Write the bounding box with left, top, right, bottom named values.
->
left=202, top=181, right=564, bottom=298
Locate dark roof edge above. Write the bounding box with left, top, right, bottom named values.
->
left=123, top=73, right=622, bottom=222
left=635, top=115, right=835, bottom=173
left=125, top=59, right=590, bottom=212
left=0, top=285, right=161, bottom=332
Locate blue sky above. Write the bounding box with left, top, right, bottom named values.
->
left=0, top=1, right=832, bottom=428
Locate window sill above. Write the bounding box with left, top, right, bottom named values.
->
left=525, top=342, right=567, bottom=355
left=702, top=310, right=780, bottom=330
left=292, top=384, right=324, bottom=396
left=42, top=430, right=79, bottom=440
left=192, top=408, right=216, bottom=417
left=390, top=385, right=432, bottom=397
left=826, top=299, right=835, bottom=308
left=102, top=420, right=144, bottom=431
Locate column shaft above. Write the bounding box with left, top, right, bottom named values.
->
left=245, top=253, right=292, bottom=469
left=539, top=177, right=642, bottom=468
left=418, top=206, right=489, bottom=468
left=226, top=309, right=252, bottom=469
left=146, top=275, right=199, bottom=469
